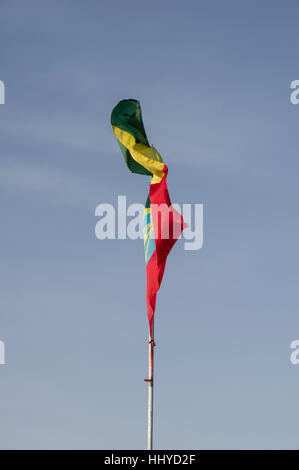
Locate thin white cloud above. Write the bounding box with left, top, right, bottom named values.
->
left=0, top=108, right=112, bottom=154
left=0, top=160, right=108, bottom=207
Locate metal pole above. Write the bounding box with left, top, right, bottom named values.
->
left=147, top=321, right=154, bottom=450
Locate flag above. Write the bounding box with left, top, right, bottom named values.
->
left=111, top=99, right=185, bottom=349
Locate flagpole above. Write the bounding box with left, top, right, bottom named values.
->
left=147, top=321, right=154, bottom=450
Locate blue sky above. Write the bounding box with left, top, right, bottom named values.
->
left=0, top=0, right=299, bottom=449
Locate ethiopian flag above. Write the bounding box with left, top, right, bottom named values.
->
left=111, top=99, right=185, bottom=341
